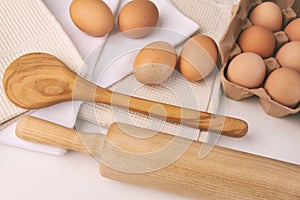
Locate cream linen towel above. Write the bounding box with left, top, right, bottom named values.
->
left=77, top=0, right=238, bottom=140
left=171, top=0, right=239, bottom=41
left=0, top=0, right=84, bottom=154
left=0, top=0, right=84, bottom=128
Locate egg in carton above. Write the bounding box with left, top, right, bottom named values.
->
left=219, top=0, right=300, bottom=117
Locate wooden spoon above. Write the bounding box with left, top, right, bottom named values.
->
left=3, top=53, right=248, bottom=137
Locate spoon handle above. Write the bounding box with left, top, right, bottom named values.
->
left=94, top=86, right=248, bottom=138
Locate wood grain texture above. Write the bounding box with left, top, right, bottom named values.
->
left=4, top=53, right=248, bottom=137
left=16, top=116, right=300, bottom=199
left=16, top=116, right=104, bottom=157
left=101, top=123, right=300, bottom=199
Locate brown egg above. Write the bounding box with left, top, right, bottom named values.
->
left=118, top=0, right=159, bottom=39
left=133, top=41, right=177, bottom=85
left=70, top=0, right=114, bottom=36
left=249, top=2, right=282, bottom=32
left=179, top=35, right=218, bottom=81
left=276, top=41, right=300, bottom=73
left=284, top=18, right=300, bottom=41
left=227, top=52, right=266, bottom=88
left=264, top=67, right=300, bottom=108
left=238, top=25, right=275, bottom=58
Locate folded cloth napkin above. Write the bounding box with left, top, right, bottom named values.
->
left=43, top=0, right=120, bottom=69
left=0, top=0, right=200, bottom=155
left=90, top=0, right=200, bottom=87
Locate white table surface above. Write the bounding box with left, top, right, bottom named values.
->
left=0, top=97, right=299, bottom=200
left=0, top=0, right=299, bottom=199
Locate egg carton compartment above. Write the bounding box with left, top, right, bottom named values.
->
left=274, top=31, right=289, bottom=50
left=282, top=7, right=297, bottom=25
left=264, top=57, right=281, bottom=74
left=219, top=0, right=300, bottom=117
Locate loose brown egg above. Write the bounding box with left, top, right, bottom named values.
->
left=249, top=2, right=282, bottom=32
left=276, top=41, right=300, bottom=73
left=179, top=35, right=218, bottom=81
left=227, top=52, right=266, bottom=88
left=264, top=67, right=300, bottom=108
left=70, top=0, right=114, bottom=36
left=284, top=18, right=300, bottom=41
left=133, top=41, right=177, bottom=85
left=238, top=25, right=275, bottom=59
left=118, top=0, right=159, bottom=38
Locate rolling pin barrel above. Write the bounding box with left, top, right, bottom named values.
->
left=16, top=116, right=300, bottom=199
left=100, top=123, right=300, bottom=199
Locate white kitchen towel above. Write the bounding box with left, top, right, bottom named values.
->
left=0, top=0, right=120, bottom=155
left=77, top=0, right=237, bottom=140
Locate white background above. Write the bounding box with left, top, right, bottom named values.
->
left=0, top=0, right=299, bottom=199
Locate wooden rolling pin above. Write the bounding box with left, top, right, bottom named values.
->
left=3, top=53, right=248, bottom=138
left=16, top=116, right=300, bottom=199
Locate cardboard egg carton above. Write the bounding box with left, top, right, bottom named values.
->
left=219, top=0, right=300, bottom=117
